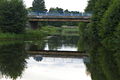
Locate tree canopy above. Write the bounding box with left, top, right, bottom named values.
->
left=79, top=0, right=120, bottom=80
left=0, top=0, right=27, bottom=34
left=32, top=0, right=47, bottom=13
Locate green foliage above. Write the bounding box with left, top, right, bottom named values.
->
left=32, top=0, right=47, bottom=13
left=79, top=0, right=112, bottom=51
left=114, top=23, right=120, bottom=51
left=41, top=26, right=57, bottom=35
left=61, top=27, right=79, bottom=36
left=25, top=29, right=46, bottom=40
left=78, top=22, right=89, bottom=51
left=39, top=26, right=79, bottom=36
left=88, top=0, right=112, bottom=41
left=80, top=0, right=120, bottom=80
left=0, top=29, right=47, bottom=40
left=49, top=7, right=64, bottom=14
left=0, top=33, right=24, bottom=40
left=85, top=0, right=98, bottom=13
left=99, top=0, right=120, bottom=50
left=0, top=0, right=27, bottom=34
left=40, top=21, right=79, bottom=27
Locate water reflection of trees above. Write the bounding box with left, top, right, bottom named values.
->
left=47, top=36, right=79, bottom=50
left=47, top=36, right=62, bottom=50
left=26, top=40, right=46, bottom=51
left=0, top=43, right=28, bottom=80
left=27, top=36, right=79, bottom=51
left=84, top=45, right=120, bottom=80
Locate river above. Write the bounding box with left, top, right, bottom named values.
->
left=0, top=35, right=91, bottom=80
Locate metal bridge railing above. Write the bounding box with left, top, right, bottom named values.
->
left=28, top=12, right=92, bottom=17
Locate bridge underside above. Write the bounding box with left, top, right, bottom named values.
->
left=29, top=18, right=90, bottom=22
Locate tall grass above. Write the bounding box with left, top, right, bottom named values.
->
left=0, top=29, right=47, bottom=40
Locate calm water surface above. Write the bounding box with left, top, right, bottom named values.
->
left=0, top=36, right=91, bottom=80
left=0, top=56, right=91, bottom=80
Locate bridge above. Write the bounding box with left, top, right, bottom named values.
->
left=28, top=12, right=91, bottom=29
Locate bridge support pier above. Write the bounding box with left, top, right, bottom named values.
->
left=29, top=21, right=39, bottom=29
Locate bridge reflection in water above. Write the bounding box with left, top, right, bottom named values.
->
left=28, top=50, right=88, bottom=58
left=32, top=55, right=90, bottom=64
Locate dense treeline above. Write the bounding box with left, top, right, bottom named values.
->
left=79, top=0, right=120, bottom=80
left=32, top=0, right=47, bottom=13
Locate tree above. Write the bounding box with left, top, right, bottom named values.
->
left=99, top=0, right=120, bottom=50
left=32, top=0, right=47, bottom=13
left=85, top=0, right=98, bottom=13
left=81, top=0, right=112, bottom=50
left=56, top=7, right=64, bottom=14
left=48, top=7, right=63, bottom=14
left=64, top=9, right=70, bottom=14
left=78, top=22, right=89, bottom=51
left=49, top=8, right=57, bottom=13
left=0, top=0, right=27, bottom=34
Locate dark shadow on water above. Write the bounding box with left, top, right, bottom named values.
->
left=33, top=55, right=43, bottom=62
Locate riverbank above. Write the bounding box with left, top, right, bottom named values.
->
left=0, top=29, right=47, bottom=40
left=42, top=26, right=79, bottom=36
left=0, top=26, right=79, bottom=40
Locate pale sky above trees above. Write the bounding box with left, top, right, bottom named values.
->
left=23, top=0, right=88, bottom=12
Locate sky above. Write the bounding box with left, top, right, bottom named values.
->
left=23, top=0, right=88, bottom=12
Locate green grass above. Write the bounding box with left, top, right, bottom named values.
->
left=61, top=27, right=79, bottom=36
left=41, top=26, right=79, bottom=36
left=0, top=40, right=24, bottom=46
left=0, top=29, right=48, bottom=40
left=0, top=33, right=23, bottom=40
left=0, top=26, right=79, bottom=40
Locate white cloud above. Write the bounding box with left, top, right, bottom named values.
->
left=23, top=0, right=88, bottom=12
